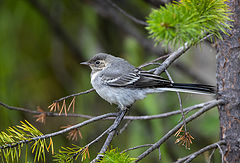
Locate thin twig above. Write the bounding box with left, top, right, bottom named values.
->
left=91, top=0, right=166, bottom=55
left=158, top=147, right=161, bottom=160
left=175, top=140, right=226, bottom=163
left=154, top=42, right=190, bottom=75
left=165, top=70, right=186, bottom=131
left=216, top=142, right=224, bottom=163
left=138, top=54, right=170, bottom=69
left=0, top=101, right=94, bottom=118
left=136, top=99, right=225, bottom=162
left=105, top=0, right=148, bottom=26
left=119, top=120, right=132, bottom=135
left=124, top=100, right=214, bottom=120
left=154, top=34, right=213, bottom=75
left=0, top=100, right=215, bottom=120
left=121, top=144, right=153, bottom=153
left=0, top=113, right=117, bottom=150
left=53, top=88, right=95, bottom=103
left=71, top=128, right=110, bottom=160
left=207, top=148, right=216, bottom=163
left=91, top=109, right=128, bottom=163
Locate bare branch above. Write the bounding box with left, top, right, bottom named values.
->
left=154, top=43, right=189, bottom=75
left=165, top=70, right=186, bottom=129
left=0, top=101, right=94, bottom=119
left=207, top=148, right=216, bottom=163
left=71, top=128, right=111, bottom=160
left=124, top=100, right=214, bottom=120
left=136, top=99, right=225, bottom=162
left=53, top=88, right=95, bottom=103
left=0, top=112, right=116, bottom=150
left=216, top=142, right=224, bottom=163
left=0, top=100, right=216, bottom=120
left=138, top=54, right=170, bottom=69
left=154, top=34, right=213, bottom=75
left=90, top=0, right=166, bottom=55
left=121, top=144, right=153, bottom=153
left=119, top=120, right=132, bottom=135
left=175, top=140, right=226, bottom=163
left=91, top=109, right=128, bottom=163
left=105, top=0, right=148, bottom=26
left=158, top=147, right=161, bottom=160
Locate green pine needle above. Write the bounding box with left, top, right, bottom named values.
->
left=146, top=0, right=232, bottom=47
left=53, top=144, right=88, bottom=163
left=99, top=148, right=136, bottom=163
left=0, top=120, right=53, bottom=163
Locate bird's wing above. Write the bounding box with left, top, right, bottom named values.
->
left=105, top=69, right=172, bottom=88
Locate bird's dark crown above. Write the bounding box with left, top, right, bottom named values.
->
left=88, top=53, right=110, bottom=64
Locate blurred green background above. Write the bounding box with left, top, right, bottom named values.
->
left=0, top=0, right=219, bottom=162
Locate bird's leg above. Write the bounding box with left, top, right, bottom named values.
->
left=108, top=108, right=128, bottom=133
left=116, top=105, right=122, bottom=112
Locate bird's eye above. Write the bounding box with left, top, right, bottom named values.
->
left=95, top=60, right=100, bottom=65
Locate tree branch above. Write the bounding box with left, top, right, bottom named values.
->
left=105, top=0, right=148, bottom=26
left=90, top=0, right=166, bottom=55
left=53, top=88, right=95, bottom=103
left=0, top=100, right=215, bottom=120
left=124, top=100, right=214, bottom=120
left=136, top=99, right=225, bottom=162
left=0, top=112, right=116, bottom=149
left=175, top=140, right=226, bottom=163
left=1, top=100, right=216, bottom=121
left=0, top=101, right=94, bottom=119
left=91, top=109, right=128, bottom=163
left=154, top=34, right=213, bottom=75
left=121, top=144, right=153, bottom=153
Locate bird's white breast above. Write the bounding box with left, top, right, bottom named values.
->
left=91, top=72, right=148, bottom=108
left=91, top=71, right=101, bottom=84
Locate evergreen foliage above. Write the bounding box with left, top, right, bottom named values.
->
left=53, top=144, right=90, bottom=162
left=99, top=148, right=136, bottom=163
left=146, top=0, right=232, bottom=47
left=0, top=120, right=53, bottom=163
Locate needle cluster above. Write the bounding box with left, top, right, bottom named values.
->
left=146, top=0, right=231, bottom=47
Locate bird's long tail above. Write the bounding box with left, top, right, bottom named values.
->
left=158, top=83, right=215, bottom=94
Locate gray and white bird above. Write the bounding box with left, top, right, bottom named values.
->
left=81, top=53, right=215, bottom=110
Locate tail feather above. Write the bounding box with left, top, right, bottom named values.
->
left=170, top=83, right=215, bottom=94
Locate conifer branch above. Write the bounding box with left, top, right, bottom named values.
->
left=146, top=0, right=232, bottom=47
left=0, top=120, right=54, bottom=162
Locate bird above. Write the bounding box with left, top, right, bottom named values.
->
left=81, top=53, right=215, bottom=110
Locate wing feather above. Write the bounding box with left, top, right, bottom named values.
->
left=105, top=70, right=172, bottom=88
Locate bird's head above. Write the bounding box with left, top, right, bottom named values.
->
left=80, top=53, right=117, bottom=72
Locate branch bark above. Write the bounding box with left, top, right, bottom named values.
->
left=136, top=99, right=225, bottom=162
left=216, top=1, right=240, bottom=162
left=175, top=140, right=226, bottom=163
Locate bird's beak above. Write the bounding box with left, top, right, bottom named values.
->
left=80, top=61, right=89, bottom=65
